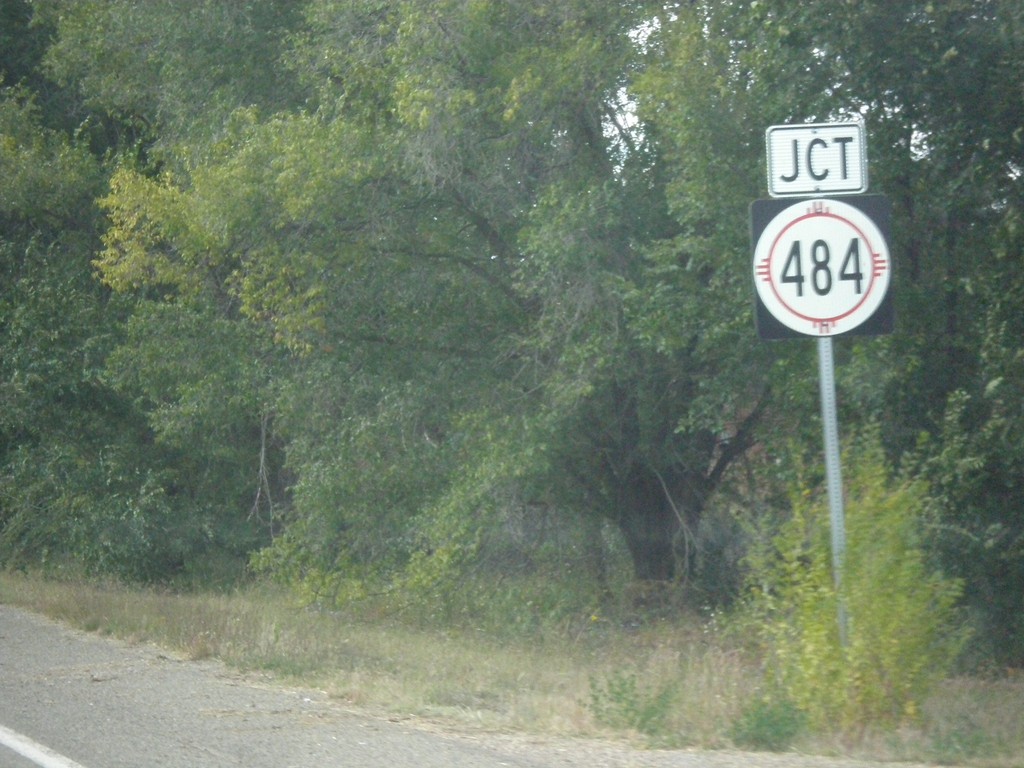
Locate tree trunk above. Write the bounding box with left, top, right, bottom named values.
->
left=614, top=465, right=706, bottom=582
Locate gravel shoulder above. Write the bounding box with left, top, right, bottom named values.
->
left=0, top=604, right=942, bottom=768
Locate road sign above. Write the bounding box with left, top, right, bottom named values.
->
left=757, top=122, right=883, bottom=647
left=766, top=121, right=867, bottom=197
left=751, top=195, right=892, bottom=338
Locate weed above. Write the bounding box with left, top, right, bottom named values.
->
left=743, top=434, right=968, bottom=732
left=928, top=716, right=993, bottom=764
left=588, top=669, right=675, bottom=737
left=729, top=696, right=805, bottom=751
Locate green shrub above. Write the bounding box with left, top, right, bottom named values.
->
left=730, top=695, right=805, bottom=751
left=588, top=668, right=676, bottom=736
left=744, top=433, right=968, bottom=733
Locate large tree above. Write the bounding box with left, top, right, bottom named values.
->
left=0, top=0, right=306, bottom=580
left=96, top=0, right=773, bottom=591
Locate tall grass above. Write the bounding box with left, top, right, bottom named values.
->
left=1, top=571, right=1022, bottom=765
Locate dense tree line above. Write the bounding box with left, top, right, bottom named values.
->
left=1, top=0, right=1022, bottom=663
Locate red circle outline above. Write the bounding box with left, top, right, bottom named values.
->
left=763, top=209, right=885, bottom=328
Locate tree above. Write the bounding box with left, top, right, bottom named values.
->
left=95, top=0, right=775, bottom=593
left=1, top=1, right=49, bottom=91
left=0, top=84, right=130, bottom=571
left=34, top=0, right=307, bottom=157
left=1, top=2, right=300, bottom=581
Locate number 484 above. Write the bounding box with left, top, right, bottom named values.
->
left=781, top=238, right=864, bottom=296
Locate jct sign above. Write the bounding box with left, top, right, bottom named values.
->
left=766, top=121, right=867, bottom=197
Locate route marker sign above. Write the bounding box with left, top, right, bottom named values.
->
left=751, top=195, right=892, bottom=338
left=766, top=121, right=867, bottom=197
left=754, top=119, right=889, bottom=647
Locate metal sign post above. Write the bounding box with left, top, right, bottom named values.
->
left=817, top=336, right=849, bottom=646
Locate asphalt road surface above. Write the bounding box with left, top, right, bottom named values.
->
left=1, top=604, right=935, bottom=768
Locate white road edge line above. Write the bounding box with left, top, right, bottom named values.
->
left=0, top=724, right=88, bottom=768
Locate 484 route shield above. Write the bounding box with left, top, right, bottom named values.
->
left=750, top=194, right=893, bottom=339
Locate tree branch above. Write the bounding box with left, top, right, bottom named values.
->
left=707, top=389, right=770, bottom=489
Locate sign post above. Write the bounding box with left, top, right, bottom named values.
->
left=751, top=119, right=891, bottom=646
left=817, top=335, right=848, bottom=645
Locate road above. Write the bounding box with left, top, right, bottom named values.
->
left=1, top=604, right=557, bottom=767
left=0, top=604, right=934, bottom=768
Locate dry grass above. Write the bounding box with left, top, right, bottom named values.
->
left=1, top=571, right=1022, bottom=765
left=0, top=572, right=755, bottom=741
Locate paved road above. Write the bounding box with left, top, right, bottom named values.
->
left=1, top=604, right=939, bottom=768
left=1, top=604, right=566, bottom=767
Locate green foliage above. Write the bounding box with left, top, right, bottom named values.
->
left=729, top=696, right=805, bottom=752
left=0, top=59, right=269, bottom=583
left=2, top=438, right=167, bottom=580
left=103, top=301, right=277, bottom=561
left=918, top=261, right=1024, bottom=665
left=2, top=0, right=1024, bottom=677
left=36, top=0, right=307, bottom=155
left=745, top=434, right=968, bottom=732
left=641, top=0, right=1024, bottom=663
left=91, top=0, right=759, bottom=595
left=0, top=82, right=145, bottom=577
left=0, top=88, right=102, bottom=231
left=926, top=714, right=997, bottom=764
left=588, top=669, right=676, bottom=737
